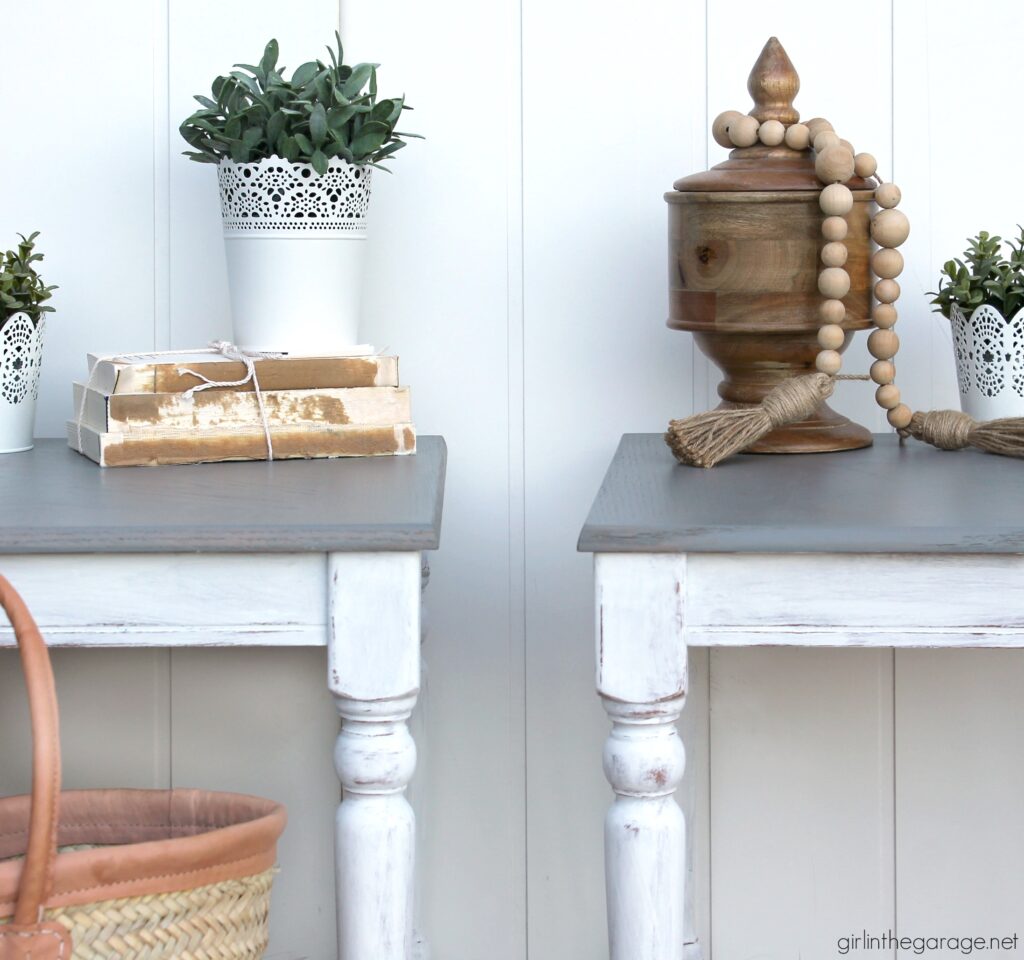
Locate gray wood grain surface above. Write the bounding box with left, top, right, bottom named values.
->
left=579, top=433, right=1024, bottom=554
left=0, top=438, right=446, bottom=553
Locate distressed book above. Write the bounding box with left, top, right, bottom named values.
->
left=67, top=420, right=417, bottom=467
left=72, top=382, right=412, bottom=434
left=86, top=350, right=399, bottom=395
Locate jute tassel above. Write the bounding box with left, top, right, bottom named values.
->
left=666, top=372, right=836, bottom=467
left=900, top=409, right=1024, bottom=458
left=666, top=376, right=1024, bottom=467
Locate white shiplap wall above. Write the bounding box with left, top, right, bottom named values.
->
left=1, top=1, right=1023, bottom=958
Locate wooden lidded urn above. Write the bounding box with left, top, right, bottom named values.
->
left=667, top=37, right=875, bottom=453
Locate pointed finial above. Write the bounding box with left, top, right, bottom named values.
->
left=747, top=37, right=800, bottom=124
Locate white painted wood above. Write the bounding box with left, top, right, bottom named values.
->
left=595, top=554, right=688, bottom=960
left=342, top=0, right=526, bottom=955
left=0, top=1, right=157, bottom=438
left=329, top=552, right=422, bottom=960
left=0, top=554, right=326, bottom=647
left=679, top=647, right=710, bottom=960
left=710, top=646, right=895, bottom=959
left=895, top=650, right=1024, bottom=957
left=684, top=553, right=1024, bottom=647
left=169, top=648, right=338, bottom=960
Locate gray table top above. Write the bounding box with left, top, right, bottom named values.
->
left=0, top=438, right=446, bottom=553
left=578, top=433, right=1024, bottom=554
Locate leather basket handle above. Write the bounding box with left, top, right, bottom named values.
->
left=0, top=575, right=61, bottom=924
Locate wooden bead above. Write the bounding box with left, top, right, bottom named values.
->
left=872, top=303, right=897, bottom=329
left=784, top=123, right=810, bottom=150
left=868, top=328, right=900, bottom=360
left=887, top=403, right=913, bottom=429
left=813, top=130, right=841, bottom=152
left=874, top=278, right=900, bottom=304
left=805, top=118, right=833, bottom=139
left=839, top=138, right=855, bottom=154
left=817, top=323, right=846, bottom=350
left=728, top=115, right=759, bottom=147
left=712, top=110, right=745, bottom=148
left=822, top=216, right=849, bottom=241
left=870, top=359, right=895, bottom=385
left=758, top=119, right=785, bottom=146
left=821, top=241, right=848, bottom=267
left=815, top=349, right=843, bottom=375
left=818, top=267, right=850, bottom=299
left=820, top=183, right=853, bottom=216
left=815, top=146, right=855, bottom=184
left=871, top=248, right=904, bottom=279
left=854, top=152, right=877, bottom=179
left=875, top=182, right=901, bottom=208
left=820, top=298, right=846, bottom=324
left=871, top=209, right=910, bottom=247
left=875, top=384, right=901, bottom=410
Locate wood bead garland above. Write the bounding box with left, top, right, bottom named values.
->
left=758, top=119, right=785, bottom=146
left=705, top=104, right=916, bottom=428
left=805, top=117, right=909, bottom=421
left=668, top=89, right=1024, bottom=469
left=784, top=123, right=810, bottom=150
left=727, top=114, right=759, bottom=147
left=712, top=110, right=745, bottom=148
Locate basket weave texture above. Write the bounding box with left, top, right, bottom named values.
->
left=31, top=869, right=276, bottom=960
left=0, top=574, right=286, bottom=960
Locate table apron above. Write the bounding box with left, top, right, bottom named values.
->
left=0, top=552, right=329, bottom=647
left=596, top=551, right=1024, bottom=649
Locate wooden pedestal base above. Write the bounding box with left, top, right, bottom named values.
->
left=715, top=398, right=873, bottom=454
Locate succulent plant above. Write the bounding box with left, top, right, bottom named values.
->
left=930, top=229, right=1024, bottom=320
left=179, top=34, right=418, bottom=174
left=0, top=232, right=56, bottom=328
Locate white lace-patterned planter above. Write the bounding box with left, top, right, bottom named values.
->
left=217, top=157, right=373, bottom=353
left=950, top=303, right=1024, bottom=420
left=0, top=312, right=44, bottom=453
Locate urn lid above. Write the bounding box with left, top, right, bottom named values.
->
left=672, top=37, right=874, bottom=193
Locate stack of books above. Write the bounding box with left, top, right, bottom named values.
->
left=67, top=350, right=415, bottom=467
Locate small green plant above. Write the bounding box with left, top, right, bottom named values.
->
left=179, top=34, right=418, bottom=174
left=0, top=233, right=56, bottom=327
left=929, top=228, right=1024, bottom=320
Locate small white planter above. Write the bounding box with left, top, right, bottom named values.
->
left=950, top=303, right=1024, bottom=420
left=0, top=313, right=44, bottom=453
left=218, top=157, right=373, bottom=354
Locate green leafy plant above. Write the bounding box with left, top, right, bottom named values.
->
left=929, top=229, right=1024, bottom=320
left=0, top=233, right=56, bottom=328
left=179, top=34, right=418, bottom=175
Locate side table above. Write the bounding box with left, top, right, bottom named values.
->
left=0, top=438, right=446, bottom=960
left=578, top=433, right=1024, bottom=960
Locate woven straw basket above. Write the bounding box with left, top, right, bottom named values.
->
left=0, top=575, right=287, bottom=960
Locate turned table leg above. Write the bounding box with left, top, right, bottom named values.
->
left=328, top=552, right=422, bottom=960
left=596, top=553, right=689, bottom=960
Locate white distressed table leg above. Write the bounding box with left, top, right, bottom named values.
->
left=329, top=551, right=422, bottom=960
left=596, top=553, right=689, bottom=960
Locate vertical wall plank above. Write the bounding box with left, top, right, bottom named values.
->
left=895, top=651, right=1024, bottom=957
left=0, top=648, right=170, bottom=793
left=170, top=648, right=337, bottom=960
left=0, top=1, right=158, bottom=436
left=167, top=1, right=340, bottom=350
left=710, top=648, right=895, bottom=959
left=893, top=4, right=1024, bottom=953
left=521, top=1, right=706, bottom=956
left=341, top=2, right=525, bottom=957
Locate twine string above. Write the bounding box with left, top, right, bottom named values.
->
left=177, top=341, right=283, bottom=460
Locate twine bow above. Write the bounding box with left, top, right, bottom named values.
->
left=74, top=341, right=284, bottom=462
left=177, top=340, right=283, bottom=460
